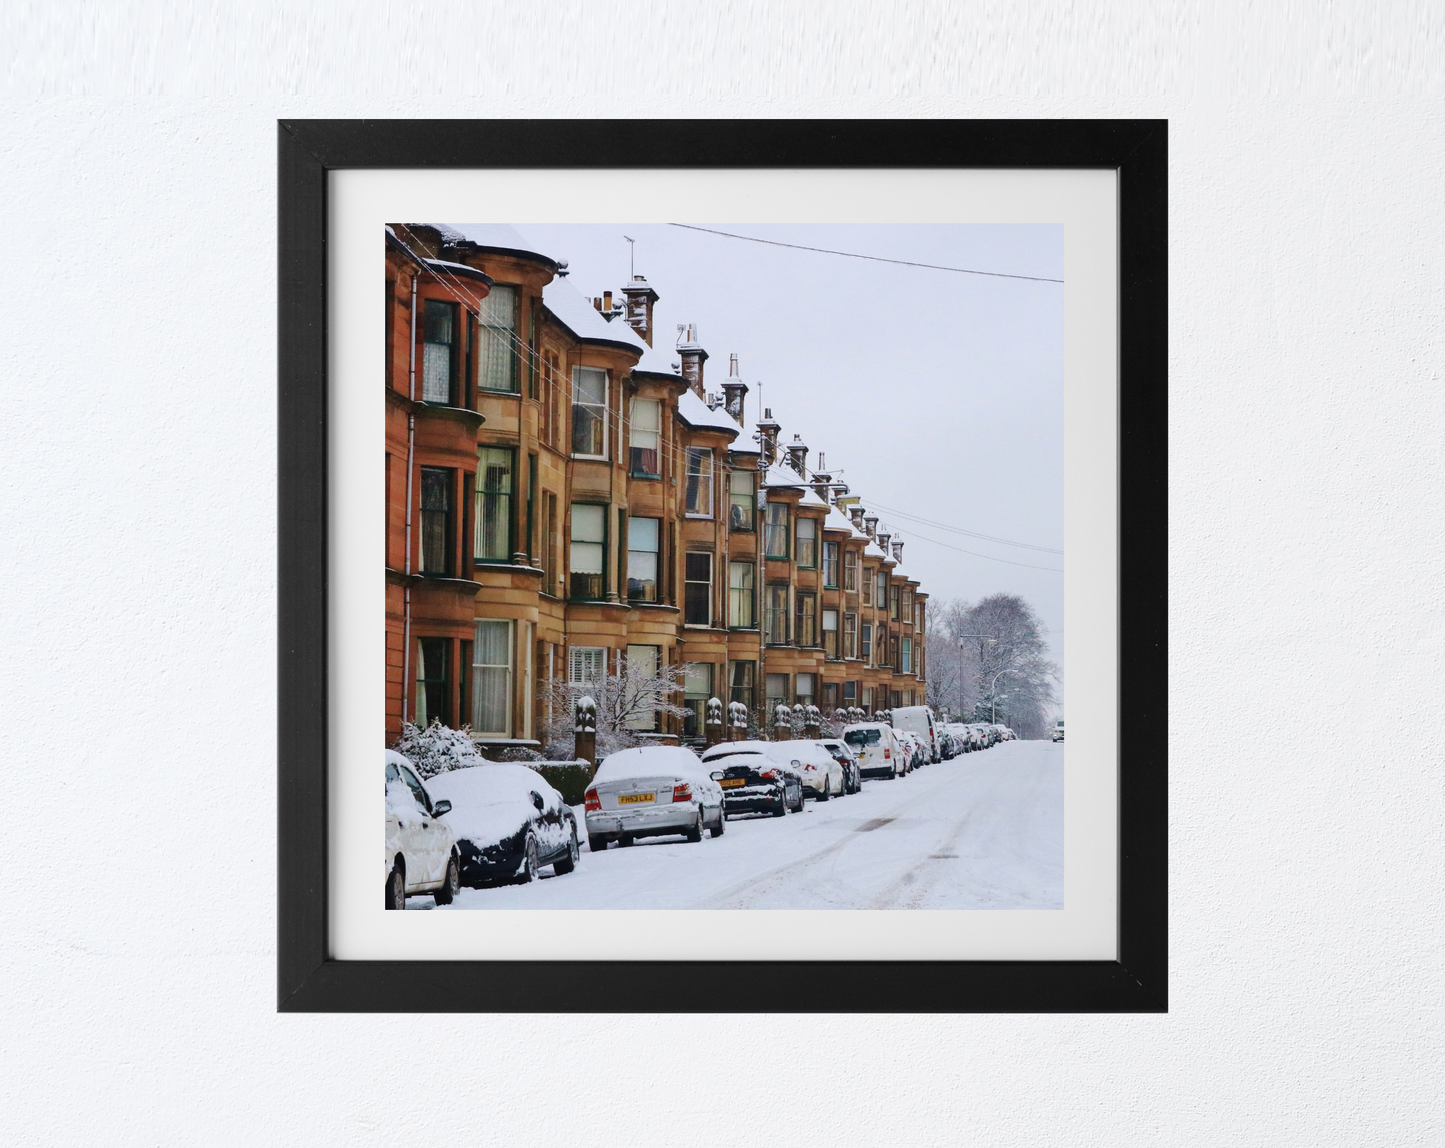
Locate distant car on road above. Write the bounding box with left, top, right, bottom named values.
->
left=1053, top=719, right=1065, bottom=743
left=385, top=751, right=459, bottom=909
left=785, top=740, right=848, bottom=801
left=815, top=737, right=862, bottom=793
left=702, top=740, right=805, bottom=818
left=585, top=745, right=726, bottom=850
left=427, top=762, right=579, bottom=886
left=891, top=705, right=940, bottom=763
left=845, top=721, right=904, bottom=779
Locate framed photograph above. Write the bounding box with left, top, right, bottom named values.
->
left=279, top=119, right=1166, bottom=1012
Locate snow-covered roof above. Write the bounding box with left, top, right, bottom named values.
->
left=864, top=540, right=892, bottom=563
left=762, top=462, right=806, bottom=490
left=823, top=505, right=868, bottom=538
left=676, top=389, right=740, bottom=437
left=542, top=277, right=647, bottom=353
left=425, top=258, right=493, bottom=285
left=443, top=223, right=559, bottom=270
left=798, top=486, right=830, bottom=510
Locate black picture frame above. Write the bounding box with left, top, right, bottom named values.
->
left=278, top=119, right=1167, bottom=1013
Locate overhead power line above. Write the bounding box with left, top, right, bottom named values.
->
left=864, top=499, right=1064, bottom=555
left=900, top=527, right=1064, bottom=573
left=667, top=224, right=1065, bottom=284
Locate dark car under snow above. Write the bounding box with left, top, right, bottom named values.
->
left=700, top=742, right=804, bottom=817
left=425, top=763, right=580, bottom=886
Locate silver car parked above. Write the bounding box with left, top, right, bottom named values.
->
left=585, top=746, right=726, bottom=850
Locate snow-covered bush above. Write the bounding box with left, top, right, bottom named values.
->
left=390, top=720, right=486, bottom=778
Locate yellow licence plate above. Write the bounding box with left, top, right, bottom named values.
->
left=617, top=793, right=655, bottom=805
left=719, top=778, right=747, bottom=788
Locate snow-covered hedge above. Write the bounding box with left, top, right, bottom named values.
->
left=526, top=760, right=596, bottom=806
left=390, top=720, right=485, bottom=779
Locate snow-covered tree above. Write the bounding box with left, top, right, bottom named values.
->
left=391, top=719, right=487, bottom=778
left=536, top=655, right=691, bottom=760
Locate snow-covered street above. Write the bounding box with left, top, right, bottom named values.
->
left=424, top=739, right=1063, bottom=910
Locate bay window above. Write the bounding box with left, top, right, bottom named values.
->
left=728, top=561, right=755, bottom=628
left=473, top=447, right=513, bottom=563
left=419, top=466, right=452, bottom=575
left=844, top=549, right=858, bottom=591
left=471, top=620, right=512, bottom=736
left=569, top=503, right=606, bottom=599
left=684, top=552, right=712, bottom=625
left=422, top=300, right=456, bottom=403
left=823, top=541, right=839, bottom=587
left=860, top=621, right=872, bottom=663
left=477, top=285, right=517, bottom=393
left=822, top=608, right=838, bottom=658
left=844, top=612, right=857, bottom=658
left=415, top=637, right=449, bottom=727
left=571, top=367, right=608, bottom=457
left=629, top=398, right=661, bottom=477
left=764, top=502, right=789, bottom=558
left=765, top=584, right=789, bottom=644
left=902, top=637, right=913, bottom=673
left=685, top=447, right=713, bottom=516
left=729, top=468, right=755, bottom=531
left=683, top=663, right=713, bottom=738
left=796, top=518, right=817, bottom=568
left=862, top=567, right=874, bottom=605
left=795, top=592, right=817, bottom=647
left=730, top=661, right=755, bottom=711
left=627, top=516, right=660, bottom=603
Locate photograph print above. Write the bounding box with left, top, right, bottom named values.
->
left=382, top=220, right=1066, bottom=915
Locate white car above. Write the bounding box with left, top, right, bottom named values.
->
left=897, top=730, right=925, bottom=772
left=843, top=722, right=904, bottom=779
left=815, top=737, right=862, bottom=793
left=891, top=704, right=939, bottom=763
left=783, top=740, right=847, bottom=801
left=1053, top=720, right=1065, bottom=743
left=585, top=745, right=726, bottom=850
left=385, top=750, right=460, bottom=909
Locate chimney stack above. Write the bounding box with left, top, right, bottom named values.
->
left=863, top=513, right=878, bottom=539
left=756, top=407, right=781, bottom=465
left=810, top=451, right=832, bottom=502
left=831, top=480, right=850, bottom=505
left=622, top=275, right=660, bottom=346
left=785, top=433, right=809, bottom=476
left=676, top=323, right=708, bottom=397
left=849, top=506, right=866, bottom=530
left=892, top=540, right=904, bottom=563
left=722, top=353, right=749, bottom=426
left=877, top=529, right=893, bottom=554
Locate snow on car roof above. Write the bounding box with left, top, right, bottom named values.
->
left=385, top=749, right=414, bottom=770
left=424, top=763, right=565, bottom=847
left=593, top=745, right=709, bottom=786
left=701, top=740, right=770, bottom=759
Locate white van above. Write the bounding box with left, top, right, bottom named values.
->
left=890, top=705, right=939, bottom=764
left=843, top=722, right=904, bottom=779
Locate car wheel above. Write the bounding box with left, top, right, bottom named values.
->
left=772, top=789, right=787, bottom=817
left=618, top=833, right=635, bottom=847
left=518, top=835, right=540, bottom=882
left=816, top=778, right=831, bottom=802
left=432, top=854, right=460, bottom=905
left=792, top=786, right=804, bottom=813
left=555, top=831, right=580, bottom=875
left=685, top=812, right=704, bottom=843
left=587, top=833, right=609, bottom=853
left=710, top=808, right=726, bottom=838
left=386, top=863, right=405, bottom=910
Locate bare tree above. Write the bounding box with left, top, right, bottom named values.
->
left=957, top=593, right=1059, bottom=738
left=536, top=655, right=691, bottom=760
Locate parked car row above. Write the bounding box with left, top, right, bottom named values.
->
left=384, top=705, right=1019, bottom=907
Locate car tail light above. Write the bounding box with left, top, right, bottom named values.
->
left=584, top=788, right=601, bottom=812
left=803, top=763, right=816, bottom=771
left=672, top=783, right=693, bottom=803
left=760, top=769, right=778, bottom=780
left=884, top=748, right=891, bottom=759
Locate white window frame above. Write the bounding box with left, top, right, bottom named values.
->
left=628, top=397, right=662, bottom=478
left=685, top=446, right=714, bottom=518
left=471, top=619, right=513, bottom=738
left=568, top=645, right=607, bottom=685
left=571, top=366, right=609, bottom=460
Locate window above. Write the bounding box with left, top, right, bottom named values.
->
left=764, top=501, right=789, bottom=558
left=624, top=645, right=660, bottom=729
left=415, top=637, right=448, bottom=727
left=627, top=517, right=660, bottom=603
left=730, top=661, right=755, bottom=711
left=571, top=367, right=607, bottom=457
left=890, top=583, right=900, bottom=620
left=526, top=453, right=537, bottom=562
left=569, top=503, right=606, bottom=599
left=543, top=492, right=558, bottom=595
left=902, top=588, right=913, bottom=620
left=860, top=622, right=872, bottom=663
left=795, top=592, right=817, bottom=647
left=729, top=468, right=755, bottom=531
left=765, top=584, right=789, bottom=644
left=766, top=673, right=789, bottom=713
left=729, top=561, right=755, bottom=628
left=843, top=680, right=857, bottom=705
left=474, top=447, right=512, bottom=562
left=568, top=646, right=605, bottom=684
left=844, top=549, right=858, bottom=591
left=543, top=351, right=560, bottom=445
left=795, top=673, right=815, bottom=707
left=419, top=467, right=452, bottom=575
left=902, top=637, right=913, bottom=673
left=477, top=284, right=517, bottom=393
left=862, top=686, right=873, bottom=712
left=629, top=398, right=661, bottom=477
left=796, top=518, right=817, bottom=568
left=422, top=300, right=456, bottom=403
left=684, top=552, right=712, bottom=625
left=683, top=663, right=713, bottom=738
left=915, top=601, right=922, bottom=629
left=471, top=620, right=511, bottom=735
left=877, top=570, right=888, bottom=606
left=823, top=541, right=839, bottom=587
left=822, top=682, right=839, bottom=710
left=844, top=613, right=858, bottom=659
left=685, top=447, right=713, bottom=516
left=891, top=690, right=902, bottom=710
left=822, top=608, right=839, bottom=658
left=862, top=567, right=874, bottom=605
left=890, top=636, right=900, bottom=670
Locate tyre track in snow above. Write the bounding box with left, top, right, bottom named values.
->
left=690, top=763, right=982, bottom=909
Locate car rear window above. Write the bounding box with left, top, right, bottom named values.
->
left=845, top=728, right=881, bottom=747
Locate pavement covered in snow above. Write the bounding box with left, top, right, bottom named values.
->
left=420, top=739, right=1063, bottom=911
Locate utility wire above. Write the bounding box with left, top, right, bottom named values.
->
left=863, top=499, right=1063, bottom=555
left=899, top=527, right=1064, bottom=573
left=667, top=224, right=1065, bottom=284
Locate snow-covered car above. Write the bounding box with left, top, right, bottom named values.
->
left=784, top=740, right=847, bottom=801
left=898, top=730, right=926, bottom=772
left=891, top=705, right=939, bottom=764
left=426, top=763, right=579, bottom=885
left=702, top=740, right=804, bottom=817
left=815, top=737, right=862, bottom=793
left=844, top=722, right=903, bottom=779
left=1052, top=720, right=1064, bottom=743
left=585, top=745, right=726, bottom=849
left=385, top=751, right=460, bottom=909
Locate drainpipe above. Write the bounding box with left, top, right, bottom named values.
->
left=401, top=273, right=417, bottom=724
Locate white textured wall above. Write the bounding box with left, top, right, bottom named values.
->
left=2, top=5, right=1442, bottom=1145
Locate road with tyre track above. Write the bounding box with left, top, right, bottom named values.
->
left=425, top=739, right=1063, bottom=911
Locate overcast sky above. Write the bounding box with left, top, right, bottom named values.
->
left=518, top=223, right=1065, bottom=694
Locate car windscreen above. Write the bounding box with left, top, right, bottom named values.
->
left=845, top=728, right=881, bottom=747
